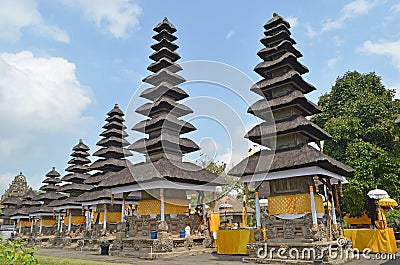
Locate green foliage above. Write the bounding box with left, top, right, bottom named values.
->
left=386, top=209, right=400, bottom=231
left=0, top=239, right=37, bottom=265
left=313, top=71, right=400, bottom=216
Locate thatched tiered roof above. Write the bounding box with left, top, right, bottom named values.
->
left=33, top=167, right=65, bottom=206
left=229, top=14, right=353, bottom=178
left=130, top=17, right=199, bottom=162
left=84, top=104, right=132, bottom=186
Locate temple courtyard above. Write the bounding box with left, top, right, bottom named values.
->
left=36, top=247, right=399, bottom=265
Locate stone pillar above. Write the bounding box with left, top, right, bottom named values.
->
left=160, top=188, right=165, bottom=221
left=103, top=205, right=107, bottom=230
left=330, top=191, right=338, bottom=230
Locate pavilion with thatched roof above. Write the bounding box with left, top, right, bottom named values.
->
left=228, top=14, right=353, bottom=262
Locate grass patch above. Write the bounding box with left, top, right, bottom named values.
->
left=36, top=255, right=130, bottom=265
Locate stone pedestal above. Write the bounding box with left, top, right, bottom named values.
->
left=153, top=220, right=173, bottom=253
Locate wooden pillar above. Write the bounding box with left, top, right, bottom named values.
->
left=18, top=219, right=22, bottom=234
left=57, top=213, right=61, bottom=231
left=310, top=176, right=319, bottom=228
left=255, top=190, right=261, bottom=231
left=39, top=217, right=43, bottom=234
left=121, top=200, right=126, bottom=222
left=68, top=210, right=72, bottom=232
left=243, top=183, right=248, bottom=227
left=160, top=188, right=165, bottom=221
left=30, top=218, right=34, bottom=233
left=103, top=204, right=107, bottom=230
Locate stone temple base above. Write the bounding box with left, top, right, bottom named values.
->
left=243, top=240, right=353, bottom=265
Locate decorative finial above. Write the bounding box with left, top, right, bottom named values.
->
left=79, top=138, right=83, bottom=143
left=52, top=166, right=55, bottom=170
left=273, top=12, right=279, bottom=17
left=19, top=172, right=22, bottom=175
left=163, top=17, right=168, bottom=22
left=115, top=103, right=119, bottom=107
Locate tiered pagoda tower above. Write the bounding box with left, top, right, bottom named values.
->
left=130, top=17, right=199, bottom=162
left=11, top=189, right=41, bottom=234
left=229, top=14, right=353, bottom=258
left=101, top=18, right=224, bottom=252
left=31, top=167, right=65, bottom=234
left=51, top=139, right=92, bottom=231
left=77, top=104, right=133, bottom=230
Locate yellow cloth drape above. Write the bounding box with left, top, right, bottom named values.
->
left=138, top=199, right=188, bottom=215
left=344, top=213, right=371, bottom=225
left=268, top=194, right=324, bottom=215
left=217, top=230, right=255, bottom=254
left=18, top=220, right=31, bottom=227
left=98, top=212, right=122, bottom=223
left=209, top=213, right=220, bottom=232
left=41, top=218, right=56, bottom=227
left=344, top=210, right=387, bottom=229
left=343, top=228, right=397, bottom=254
left=63, top=216, right=86, bottom=225
left=93, top=212, right=99, bottom=223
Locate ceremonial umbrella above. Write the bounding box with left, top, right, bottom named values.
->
left=378, top=198, right=398, bottom=208
left=367, top=189, right=390, bottom=200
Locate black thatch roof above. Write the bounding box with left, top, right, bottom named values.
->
left=75, top=189, right=123, bottom=203
left=92, top=146, right=132, bottom=158
left=130, top=135, right=200, bottom=155
left=1, top=208, right=16, bottom=218
left=136, top=98, right=193, bottom=118
left=90, top=158, right=129, bottom=171
left=264, top=14, right=291, bottom=29
left=140, top=82, right=188, bottom=101
left=251, top=70, right=316, bottom=98
left=67, top=157, right=91, bottom=165
left=107, top=104, right=124, bottom=116
left=39, top=184, right=59, bottom=192
left=18, top=199, right=42, bottom=207
left=97, top=136, right=130, bottom=147
left=57, top=183, right=93, bottom=193
left=33, top=192, right=66, bottom=202
left=248, top=90, right=321, bottom=119
left=45, top=167, right=61, bottom=178
left=142, top=68, right=186, bottom=86
left=151, top=37, right=178, bottom=50
left=98, top=157, right=227, bottom=188
left=48, top=196, right=80, bottom=208
left=132, top=114, right=196, bottom=134
left=260, top=30, right=296, bottom=46
left=154, top=17, right=177, bottom=33
left=228, top=143, right=353, bottom=177
left=257, top=40, right=302, bottom=61
left=83, top=171, right=117, bottom=185
left=246, top=115, right=331, bottom=143
left=254, top=52, right=309, bottom=77
left=1, top=196, right=21, bottom=205
left=73, top=139, right=90, bottom=151
left=263, top=22, right=291, bottom=37
left=22, top=189, right=37, bottom=200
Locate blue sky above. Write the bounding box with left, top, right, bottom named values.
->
left=0, top=0, right=399, bottom=193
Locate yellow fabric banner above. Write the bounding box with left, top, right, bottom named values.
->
left=41, top=218, right=56, bottom=227
left=138, top=199, right=188, bottom=215
left=98, top=212, right=122, bottom=223
left=268, top=194, right=324, bottom=215
left=64, top=216, right=86, bottom=225
left=209, top=213, right=220, bottom=232
left=343, top=228, right=397, bottom=253
left=19, top=220, right=31, bottom=227
left=217, top=230, right=255, bottom=254
left=344, top=209, right=387, bottom=229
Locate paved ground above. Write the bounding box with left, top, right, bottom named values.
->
left=37, top=248, right=399, bottom=265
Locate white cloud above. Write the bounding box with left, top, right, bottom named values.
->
left=286, top=17, right=298, bottom=28
left=321, top=0, right=380, bottom=33
left=333, top=36, right=344, bottom=46
left=327, top=57, right=339, bottom=67
left=0, top=0, right=69, bottom=43
left=226, top=30, right=234, bottom=40
left=305, top=24, right=318, bottom=38
left=62, top=0, right=142, bottom=39
left=0, top=173, right=15, bottom=196
left=360, top=40, right=400, bottom=71
left=0, top=51, right=93, bottom=148
left=390, top=3, right=400, bottom=12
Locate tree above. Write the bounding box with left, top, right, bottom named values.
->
left=313, top=71, right=400, bottom=216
